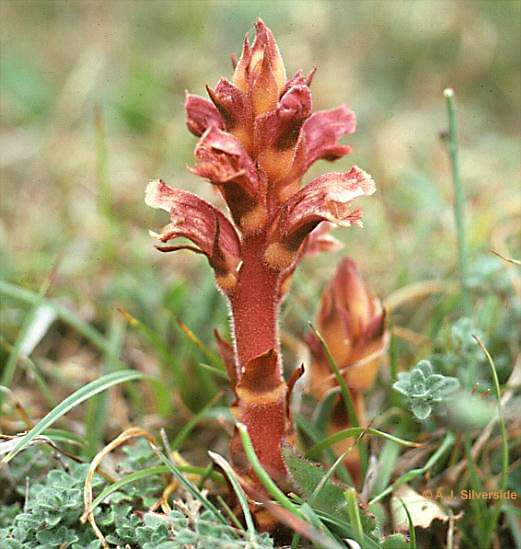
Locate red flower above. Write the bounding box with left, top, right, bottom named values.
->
left=146, top=18, right=376, bottom=502
left=185, top=93, right=224, bottom=136
left=265, top=167, right=375, bottom=270
left=145, top=179, right=241, bottom=292
left=307, top=258, right=387, bottom=399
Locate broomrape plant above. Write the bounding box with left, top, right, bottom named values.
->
left=307, top=258, right=387, bottom=480
left=145, top=20, right=375, bottom=495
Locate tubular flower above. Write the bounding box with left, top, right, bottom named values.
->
left=306, top=258, right=387, bottom=480
left=146, top=20, right=375, bottom=498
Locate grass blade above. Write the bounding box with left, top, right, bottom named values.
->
left=344, top=487, right=364, bottom=544
left=314, top=509, right=381, bottom=549
left=0, top=335, right=56, bottom=408
left=2, top=369, right=145, bottom=463
left=312, top=387, right=340, bottom=434
left=462, top=433, right=487, bottom=534
left=308, top=323, right=359, bottom=427
left=238, top=423, right=345, bottom=548
left=44, top=428, right=85, bottom=446
left=237, top=422, right=304, bottom=519
left=177, top=319, right=224, bottom=369
left=84, top=315, right=126, bottom=457
left=308, top=322, right=368, bottom=477
left=370, top=438, right=401, bottom=498
left=474, top=336, right=509, bottom=548
left=209, top=451, right=256, bottom=538
left=370, top=432, right=455, bottom=505
left=504, top=504, right=521, bottom=548
left=199, top=362, right=228, bottom=379
left=306, top=427, right=421, bottom=460
left=90, top=465, right=168, bottom=512
left=0, top=280, right=109, bottom=353
left=86, top=462, right=222, bottom=518
left=400, top=498, right=417, bottom=549
left=295, top=412, right=352, bottom=484
left=118, top=307, right=184, bottom=414
left=0, top=281, right=55, bottom=410
left=155, top=432, right=229, bottom=527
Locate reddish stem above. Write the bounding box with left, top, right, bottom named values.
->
left=230, top=232, right=279, bottom=364
left=229, top=231, right=289, bottom=482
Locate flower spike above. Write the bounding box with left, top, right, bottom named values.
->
left=146, top=19, right=376, bottom=509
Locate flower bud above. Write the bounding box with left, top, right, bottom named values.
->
left=308, top=258, right=387, bottom=400
left=233, top=19, right=287, bottom=116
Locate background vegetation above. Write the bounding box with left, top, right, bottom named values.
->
left=1, top=1, right=519, bottom=547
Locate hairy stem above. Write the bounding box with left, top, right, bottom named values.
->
left=230, top=233, right=280, bottom=364
left=229, top=232, right=289, bottom=483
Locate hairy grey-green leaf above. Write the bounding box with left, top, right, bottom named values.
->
left=411, top=399, right=432, bottom=420
left=416, top=360, right=433, bottom=378
left=393, top=379, right=411, bottom=396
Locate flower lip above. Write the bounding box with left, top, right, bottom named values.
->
left=278, top=85, right=312, bottom=120
left=192, top=126, right=258, bottom=193
left=274, top=104, right=357, bottom=198
left=263, top=167, right=374, bottom=271
left=281, top=66, right=317, bottom=95
left=206, top=78, right=251, bottom=131
left=184, top=92, right=224, bottom=137
left=145, top=179, right=241, bottom=281
left=191, top=127, right=266, bottom=229
left=273, top=167, right=374, bottom=244
left=299, top=105, right=357, bottom=167
left=255, top=84, right=313, bottom=154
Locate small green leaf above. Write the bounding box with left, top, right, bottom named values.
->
left=416, top=360, right=432, bottom=378
left=392, top=380, right=411, bottom=396
left=410, top=368, right=426, bottom=391
left=411, top=399, right=432, bottom=420
left=435, top=376, right=460, bottom=397
left=393, top=360, right=461, bottom=420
